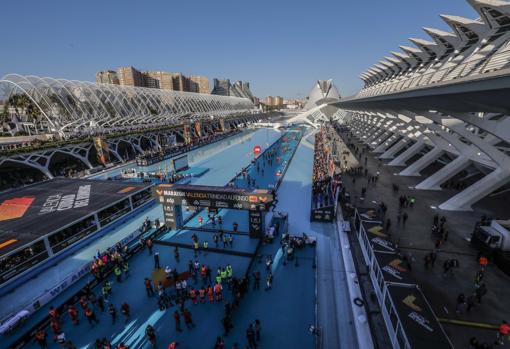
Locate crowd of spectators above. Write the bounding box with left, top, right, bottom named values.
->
left=0, top=166, right=47, bottom=192
left=312, top=127, right=335, bottom=209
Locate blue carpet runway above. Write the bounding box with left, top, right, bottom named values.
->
left=5, top=128, right=325, bottom=349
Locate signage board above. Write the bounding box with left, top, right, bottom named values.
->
left=153, top=184, right=274, bottom=212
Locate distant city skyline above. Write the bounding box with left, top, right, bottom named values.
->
left=0, top=0, right=478, bottom=98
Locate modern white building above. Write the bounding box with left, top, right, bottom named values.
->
left=296, top=0, right=510, bottom=211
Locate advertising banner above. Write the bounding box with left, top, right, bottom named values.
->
left=153, top=184, right=274, bottom=213
left=183, top=124, right=191, bottom=145
left=93, top=137, right=110, bottom=165
left=387, top=284, right=453, bottom=349
left=194, top=121, right=202, bottom=138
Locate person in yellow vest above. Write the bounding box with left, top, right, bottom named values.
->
left=193, top=240, right=199, bottom=256
left=203, top=241, right=208, bottom=255
left=226, top=265, right=233, bottom=281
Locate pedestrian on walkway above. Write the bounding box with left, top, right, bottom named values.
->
left=147, top=238, right=153, bottom=255
left=496, top=320, right=510, bottom=345
left=174, top=310, right=182, bottom=332
left=145, top=278, right=154, bottom=296
left=265, top=271, right=273, bottom=291
left=108, top=304, right=117, bottom=324
left=206, top=266, right=212, bottom=284
left=193, top=240, right=200, bottom=256
left=85, top=308, right=99, bottom=326
left=466, top=295, right=475, bottom=313
left=174, top=246, right=180, bottom=262
left=145, top=324, right=157, bottom=347
left=114, top=265, right=122, bottom=283
left=253, top=271, right=260, bottom=290
left=121, top=302, right=130, bottom=322
left=122, top=261, right=129, bottom=278
left=207, top=284, right=214, bottom=303
left=254, top=319, right=261, bottom=341
left=182, top=308, right=195, bottom=329
left=154, top=252, right=161, bottom=269
left=246, top=324, right=257, bottom=349
left=35, top=329, right=48, bottom=349
left=97, top=295, right=105, bottom=312
left=456, top=293, right=466, bottom=313
left=67, top=305, right=79, bottom=325
left=214, top=282, right=223, bottom=302
left=475, top=283, right=487, bottom=304
left=222, top=316, right=232, bottom=336
left=214, top=337, right=224, bottom=349
left=402, top=212, right=408, bottom=227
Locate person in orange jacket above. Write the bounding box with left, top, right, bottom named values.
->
left=497, top=320, right=510, bottom=345
left=48, top=306, right=60, bottom=322
left=214, top=283, right=223, bottom=302
left=207, top=285, right=214, bottom=303
left=67, top=305, right=79, bottom=325
left=199, top=287, right=206, bottom=304
left=189, top=288, right=197, bottom=305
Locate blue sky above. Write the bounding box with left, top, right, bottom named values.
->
left=1, top=0, right=479, bottom=98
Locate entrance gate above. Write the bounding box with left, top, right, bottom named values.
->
left=153, top=184, right=274, bottom=238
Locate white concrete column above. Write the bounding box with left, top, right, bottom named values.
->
left=415, top=156, right=471, bottom=190
left=363, top=127, right=383, bottom=144
left=379, top=139, right=408, bottom=159
left=388, top=140, right=425, bottom=166
left=399, top=147, right=443, bottom=176
left=372, top=134, right=398, bottom=153
left=439, top=167, right=510, bottom=211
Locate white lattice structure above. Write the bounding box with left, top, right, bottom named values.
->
left=332, top=1, right=510, bottom=211
left=358, top=0, right=510, bottom=97
left=0, top=74, right=254, bottom=137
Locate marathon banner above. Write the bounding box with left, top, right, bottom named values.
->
left=311, top=206, right=335, bottom=222
left=153, top=184, right=274, bottom=212
left=248, top=210, right=265, bottom=238
left=93, top=137, right=110, bottom=165
left=183, top=124, right=191, bottom=145
left=387, top=284, right=453, bottom=349
left=374, top=251, right=414, bottom=285
left=194, top=121, right=202, bottom=138
left=362, top=221, right=396, bottom=253
left=354, top=206, right=382, bottom=233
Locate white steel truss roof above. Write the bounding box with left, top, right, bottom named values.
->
left=0, top=74, right=254, bottom=136
left=357, top=0, right=510, bottom=97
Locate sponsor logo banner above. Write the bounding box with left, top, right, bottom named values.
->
left=0, top=196, right=35, bottom=222
left=39, top=185, right=91, bottom=215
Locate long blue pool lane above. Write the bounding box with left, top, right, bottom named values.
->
left=3, top=128, right=323, bottom=349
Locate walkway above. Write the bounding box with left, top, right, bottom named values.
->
left=338, top=129, right=510, bottom=348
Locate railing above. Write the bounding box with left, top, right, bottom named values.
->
left=354, top=213, right=412, bottom=349
left=358, top=48, right=510, bottom=98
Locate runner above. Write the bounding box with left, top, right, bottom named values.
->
left=214, top=282, right=223, bottom=302
left=145, top=325, right=157, bottom=347
left=67, top=305, right=79, bottom=325
left=189, top=287, right=198, bottom=305
left=207, top=284, right=214, bottom=303
left=199, top=287, right=206, bottom=304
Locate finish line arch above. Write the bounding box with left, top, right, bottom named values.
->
left=153, top=184, right=274, bottom=238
